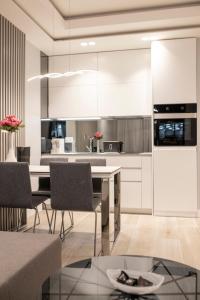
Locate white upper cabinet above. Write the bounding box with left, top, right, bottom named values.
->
left=49, top=53, right=98, bottom=118
left=151, top=38, right=197, bottom=104
left=49, top=85, right=98, bottom=118
left=98, top=49, right=152, bottom=116
left=48, top=49, right=152, bottom=118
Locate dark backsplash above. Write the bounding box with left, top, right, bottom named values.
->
left=41, top=117, right=152, bottom=153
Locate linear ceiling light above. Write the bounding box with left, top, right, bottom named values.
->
left=27, top=69, right=97, bottom=82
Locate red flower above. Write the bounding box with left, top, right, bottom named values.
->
left=94, top=131, right=103, bottom=140
left=0, top=115, right=24, bottom=132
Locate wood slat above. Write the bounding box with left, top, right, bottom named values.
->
left=0, top=15, right=26, bottom=230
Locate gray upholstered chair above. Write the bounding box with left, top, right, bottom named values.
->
left=0, top=162, right=51, bottom=232
left=38, top=157, right=74, bottom=228
left=50, top=162, right=100, bottom=255
left=39, top=157, right=69, bottom=192
left=76, top=158, right=106, bottom=193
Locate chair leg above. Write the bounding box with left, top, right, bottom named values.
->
left=53, top=210, right=57, bottom=234
left=36, top=209, right=40, bottom=226
left=16, top=209, right=24, bottom=232
left=33, top=208, right=38, bottom=233
left=94, top=211, right=98, bottom=256
left=59, top=210, right=74, bottom=241
left=50, top=210, right=54, bottom=234
left=68, top=211, right=74, bottom=226
left=60, top=211, right=65, bottom=240
left=43, top=202, right=52, bottom=233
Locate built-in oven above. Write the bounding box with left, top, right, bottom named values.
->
left=154, top=103, right=197, bottom=146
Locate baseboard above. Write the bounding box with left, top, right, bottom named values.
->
left=110, top=207, right=152, bottom=214
left=43, top=204, right=152, bottom=215
left=154, top=210, right=198, bottom=218
left=120, top=208, right=152, bottom=214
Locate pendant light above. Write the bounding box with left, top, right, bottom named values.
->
left=28, top=0, right=97, bottom=82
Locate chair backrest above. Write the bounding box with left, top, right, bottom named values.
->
left=75, top=158, right=106, bottom=166
left=50, top=162, right=94, bottom=211
left=40, top=157, right=69, bottom=165
left=0, top=162, right=32, bottom=209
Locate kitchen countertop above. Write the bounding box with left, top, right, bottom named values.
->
left=42, top=152, right=152, bottom=157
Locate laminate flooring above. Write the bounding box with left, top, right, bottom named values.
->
left=28, top=211, right=200, bottom=269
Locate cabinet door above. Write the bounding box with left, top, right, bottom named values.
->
left=141, top=157, right=152, bottom=209
left=48, top=53, right=98, bottom=118
left=98, top=49, right=151, bottom=116
left=151, top=38, right=196, bottom=104
left=154, top=148, right=197, bottom=215
left=121, top=182, right=142, bottom=208
left=98, top=82, right=151, bottom=116
left=49, top=85, right=98, bottom=118
left=106, top=156, right=142, bottom=168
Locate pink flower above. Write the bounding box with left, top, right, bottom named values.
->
left=94, top=131, right=103, bottom=140
left=0, top=115, right=23, bottom=132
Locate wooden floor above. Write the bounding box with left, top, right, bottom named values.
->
left=28, top=211, right=200, bottom=270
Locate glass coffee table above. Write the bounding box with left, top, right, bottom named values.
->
left=42, top=255, right=200, bottom=299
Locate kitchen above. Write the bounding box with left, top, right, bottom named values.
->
left=1, top=1, right=200, bottom=298
left=38, top=38, right=199, bottom=217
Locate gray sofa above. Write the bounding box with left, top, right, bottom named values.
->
left=0, top=231, right=61, bottom=300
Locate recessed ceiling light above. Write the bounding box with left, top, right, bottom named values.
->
left=88, top=41, right=96, bottom=46
left=80, top=42, right=88, bottom=47
left=141, top=36, right=158, bottom=41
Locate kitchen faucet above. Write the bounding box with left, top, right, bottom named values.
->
left=86, top=137, right=94, bottom=152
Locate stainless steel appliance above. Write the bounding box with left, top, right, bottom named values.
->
left=51, top=138, right=65, bottom=154
left=103, top=141, right=123, bottom=153
left=154, top=103, right=197, bottom=146
left=64, top=137, right=75, bottom=153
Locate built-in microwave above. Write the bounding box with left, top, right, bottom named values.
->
left=154, top=103, right=197, bottom=146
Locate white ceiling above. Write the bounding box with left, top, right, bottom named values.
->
left=5, top=0, right=200, bottom=55
left=51, top=0, right=198, bottom=17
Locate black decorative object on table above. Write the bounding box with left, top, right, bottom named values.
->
left=17, top=146, right=30, bottom=164
left=117, top=271, right=153, bottom=287
left=42, top=255, right=200, bottom=299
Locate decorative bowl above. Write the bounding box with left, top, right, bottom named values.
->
left=106, top=269, right=165, bottom=295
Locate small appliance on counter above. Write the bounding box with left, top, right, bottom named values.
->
left=103, top=141, right=123, bottom=153
left=51, top=138, right=65, bottom=154
left=64, top=137, right=75, bottom=153
left=41, top=137, right=52, bottom=153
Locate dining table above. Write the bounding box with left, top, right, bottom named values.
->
left=29, top=165, right=121, bottom=256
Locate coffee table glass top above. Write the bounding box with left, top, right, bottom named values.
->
left=42, top=255, right=200, bottom=299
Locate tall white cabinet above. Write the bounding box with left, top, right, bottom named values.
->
left=152, top=38, right=198, bottom=217
left=151, top=38, right=197, bottom=104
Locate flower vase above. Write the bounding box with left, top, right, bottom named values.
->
left=6, top=132, right=17, bottom=162
left=97, top=139, right=100, bottom=153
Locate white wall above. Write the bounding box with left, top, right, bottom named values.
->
left=25, top=41, right=41, bottom=165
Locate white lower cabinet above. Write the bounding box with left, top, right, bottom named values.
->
left=64, top=154, right=152, bottom=212
left=141, top=157, right=153, bottom=209
left=121, top=182, right=142, bottom=209
left=153, top=148, right=197, bottom=216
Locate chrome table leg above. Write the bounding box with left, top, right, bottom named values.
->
left=101, top=178, right=110, bottom=255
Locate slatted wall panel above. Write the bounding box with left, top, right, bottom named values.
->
left=0, top=15, right=26, bottom=230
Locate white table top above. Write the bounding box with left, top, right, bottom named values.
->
left=29, top=165, right=121, bottom=179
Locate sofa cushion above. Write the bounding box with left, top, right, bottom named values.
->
left=0, top=231, right=61, bottom=300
